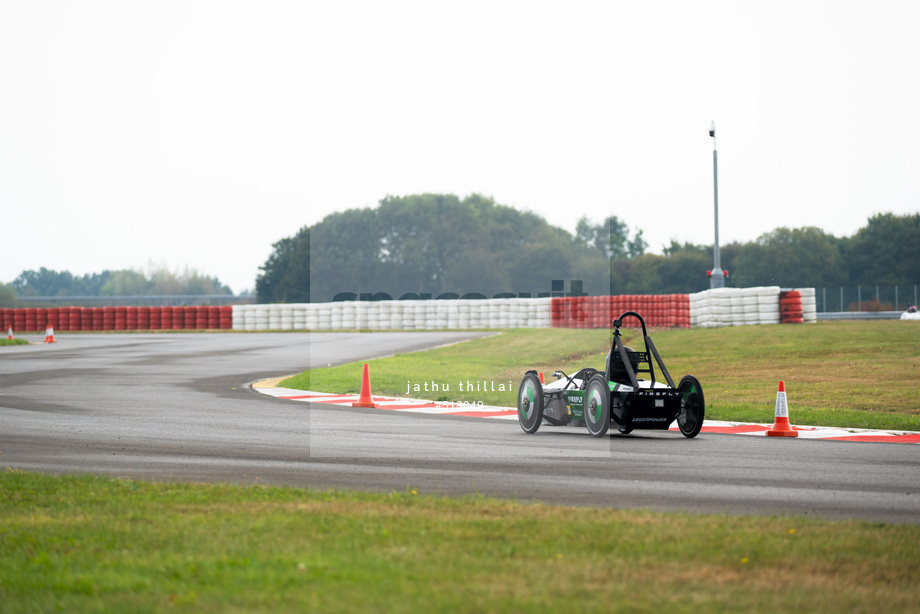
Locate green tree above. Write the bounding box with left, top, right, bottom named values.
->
left=731, top=227, right=846, bottom=287
left=180, top=269, right=233, bottom=295
left=261, top=198, right=920, bottom=302
left=100, top=270, right=152, bottom=296
left=377, top=194, right=481, bottom=295
left=443, top=250, right=511, bottom=298
left=309, top=207, right=382, bottom=301
left=573, top=215, right=640, bottom=260
left=0, top=283, right=17, bottom=307
left=625, top=243, right=713, bottom=294
left=256, top=227, right=311, bottom=303
left=12, top=268, right=75, bottom=296
left=604, top=216, right=631, bottom=259
left=72, top=272, right=112, bottom=295
left=149, top=267, right=183, bottom=295
left=11, top=266, right=232, bottom=297
left=844, top=213, right=920, bottom=285
left=98, top=267, right=231, bottom=296
left=627, top=229, right=648, bottom=259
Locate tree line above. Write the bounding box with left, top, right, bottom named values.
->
left=1, top=266, right=234, bottom=307
left=5, top=196, right=915, bottom=307
left=256, top=193, right=920, bottom=303
left=257, top=194, right=646, bottom=303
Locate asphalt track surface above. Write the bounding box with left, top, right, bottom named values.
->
left=1, top=332, right=918, bottom=524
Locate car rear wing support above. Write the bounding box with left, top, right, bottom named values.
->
left=608, top=311, right=676, bottom=389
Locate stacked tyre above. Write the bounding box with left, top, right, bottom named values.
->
left=114, top=306, right=127, bottom=331
left=149, top=307, right=162, bottom=330
left=137, top=306, right=150, bottom=330
left=780, top=290, right=804, bottom=324
left=171, top=307, right=184, bottom=330
left=84, top=308, right=96, bottom=331
left=195, top=306, right=209, bottom=329
left=70, top=307, right=84, bottom=331
left=161, top=306, right=174, bottom=330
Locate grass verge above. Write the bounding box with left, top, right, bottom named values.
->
left=285, top=321, right=920, bottom=431
left=2, top=470, right=918, bottom=613
left=0, top=338, right=30, bottom=346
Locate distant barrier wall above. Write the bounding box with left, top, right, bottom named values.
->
left=549, top=294, right=690, bottom=329
left=0, top=306, right=234, bottom=332
left=231, top=298, right=553, bottom=330
left=688, top=287, right=817, bottom=328
left=0, top=288, right=817, bottom=332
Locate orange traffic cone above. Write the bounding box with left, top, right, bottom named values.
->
left=352, top=363, right=379, bottom=408
left=6, top=326, right=12, bottom=340
left=44, top=325, right=57, bottom=343
left=766, top=381, right=798, bottom=437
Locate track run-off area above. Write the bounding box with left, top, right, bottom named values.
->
left=1, top=332, right=918, bottom=524
left=257, top=386, right=920, bottom=444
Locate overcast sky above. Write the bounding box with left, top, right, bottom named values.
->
left=2, top=1, right=918, bottom=294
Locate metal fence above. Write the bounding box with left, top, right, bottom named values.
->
left=817, top=285, right=919, bottom=313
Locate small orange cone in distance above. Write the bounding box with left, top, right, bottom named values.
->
left=7, top=326, right=12, bottom=340
left=44, top=325, right=57, bottom=343
left=766, top=380, right=798, bottom=437
left=352, top=363, right=379, bottom=408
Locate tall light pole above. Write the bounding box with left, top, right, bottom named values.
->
left=709, top=120, right=725, bottom=288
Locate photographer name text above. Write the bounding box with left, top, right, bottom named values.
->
left=405, top=380, right=514, bottom=394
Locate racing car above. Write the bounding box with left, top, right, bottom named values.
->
left=517, top=311, right=704, bottom=437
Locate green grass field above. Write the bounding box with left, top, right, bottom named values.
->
left=285, top=320, right=920, bottom=432
left=0, top=338, right=29, bottom=346
left=2, top=471, right=919, bottom=613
